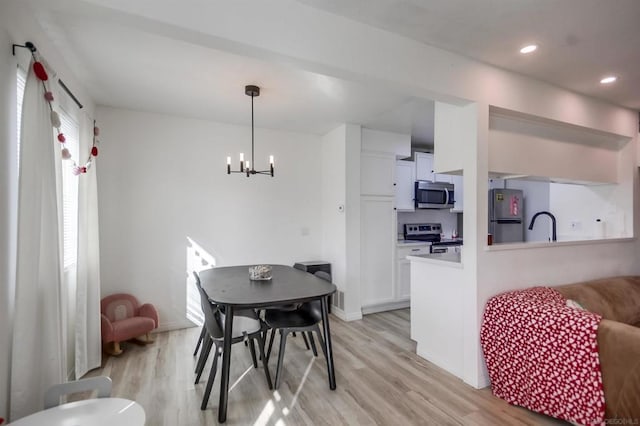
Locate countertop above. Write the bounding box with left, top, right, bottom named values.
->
left=407, top=252, right=462, bottom=267
left=397, top=239, right=431, bottom=247
left=397, top=238, right=463, bottom=247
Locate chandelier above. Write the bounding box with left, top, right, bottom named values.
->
left=227, top=85, right=274, bottom=177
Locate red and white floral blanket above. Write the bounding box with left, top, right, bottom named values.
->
left=480, top=287, right=605, bottom=425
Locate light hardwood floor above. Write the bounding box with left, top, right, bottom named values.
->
left=87, top=309, right=566, bottom=425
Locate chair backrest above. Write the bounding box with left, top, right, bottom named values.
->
left=314, top=271, right=331, bottom=282
left=299, top=271, right=331, bottom=321
left=44, top=376, right=112, bottom=409
left=193, top=272, right=224, bottom=339
left=100, top=294, right=141, bottom=322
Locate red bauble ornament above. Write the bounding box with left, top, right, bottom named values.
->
left=81, top=166, right=87, bottom=173
left=91, top=146, right=99, bottom=157
left=57, top=133, right=66, bottom=143
left=44, top=91, right=54, bottom=102
left=33, top=62, right=48, bottom=81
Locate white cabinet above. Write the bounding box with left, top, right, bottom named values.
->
left=450, top=175, right=464, bottom=212
left=395, top=160, right=415, bottom=212
left=415, top=152, right=434, bottom=182
left=361, top=152, right=395, bottom=196
left=415, top=152, right=452, bottom=183
left=396, top=260, right=411, bottom=300
left=360, top=196, right=395, bottom=308
left=395, top=244, right=429, bottom=301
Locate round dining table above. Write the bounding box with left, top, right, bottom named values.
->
left=8, top=397, right=145, bottom=425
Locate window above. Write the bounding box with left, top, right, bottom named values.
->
left=16, top=66, right=26, bottom=170
left=59, top=109, right=79, bottom=269
left=16, top=68, right=79, bottom=269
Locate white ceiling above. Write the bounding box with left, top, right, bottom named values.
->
left=299, top=0, right=640, bottom=110
left=30, top=0, right=639, bottom=145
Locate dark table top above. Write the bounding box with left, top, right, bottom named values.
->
left=199, top=264, right=337, bottom=308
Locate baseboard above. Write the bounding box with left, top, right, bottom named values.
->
left=154, top=320, right=195, bottom=333
left=361, top=299, right=410, bottom=315
left=331, top=306, right=362, bottom=322
left=416, top=343, right=464, bottom=379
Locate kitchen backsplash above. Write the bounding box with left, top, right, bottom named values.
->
left=398, top=210, right=461, bottom=239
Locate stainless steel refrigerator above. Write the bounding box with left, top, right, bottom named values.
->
left=489, top=188, right=524, bottom=243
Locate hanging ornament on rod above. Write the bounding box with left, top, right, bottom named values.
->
left=14, top=41, right=99, bottom=175
left=227, top=85, right=274, bottom=177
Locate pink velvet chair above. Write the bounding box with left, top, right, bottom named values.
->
left=100, top=293, right=159, bottom=355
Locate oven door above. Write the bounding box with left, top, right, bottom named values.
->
left=430, top=245, right=461, bottom=254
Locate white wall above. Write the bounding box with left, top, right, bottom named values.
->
left=320, top=124, right=362, bottom=320
left=321, top=126, right=347, bottom=303
left=489, top=113, right=622, bottom=184
left=96, top=106, right=324, bottom=330
left=550, top=183, right=628, bottom=239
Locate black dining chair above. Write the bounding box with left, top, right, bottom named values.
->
left=193, top=272, right=272, bottom=409
left=263, top=270, right=330, bottom=389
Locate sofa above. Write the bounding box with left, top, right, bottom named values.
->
left=555, top=276, right=640, bottom=420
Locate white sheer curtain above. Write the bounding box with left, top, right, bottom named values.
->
left=74, top=114, right=102, bottom=378
left=10, top=62, right=66, bottom=419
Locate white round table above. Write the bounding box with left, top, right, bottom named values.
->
left=9, top=397, right=145, bottom=425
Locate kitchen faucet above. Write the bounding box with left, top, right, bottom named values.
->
left=528, top=211, right=557, bottom=242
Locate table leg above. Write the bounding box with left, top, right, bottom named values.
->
left=219, top=305, right=234, bottom=423
left=320, top=296, right=336, bottom=390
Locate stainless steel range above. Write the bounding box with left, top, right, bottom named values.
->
left=404, top=223, right=441, bottom=243
left=403, top=223, right=463, bottom=254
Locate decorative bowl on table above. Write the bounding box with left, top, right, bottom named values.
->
left=249, top=265, right=272, bottom=281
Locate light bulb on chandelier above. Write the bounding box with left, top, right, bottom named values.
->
left=227, top=85, right=274, bottom=177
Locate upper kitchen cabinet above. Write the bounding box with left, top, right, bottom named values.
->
left=361, top=128, right=411, bottom=196
left=395, top=160, right=415, bottom=211
left=415, top=152, right=453, bottom=183
left=489, top=107, right=628, bottom=184
left=361, top=152, right=396, bottom=196
left=415, top=152, right=434, bottom=182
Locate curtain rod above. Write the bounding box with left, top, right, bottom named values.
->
left=12, top=41, right=84, bottom=109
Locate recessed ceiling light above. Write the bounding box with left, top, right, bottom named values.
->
left=519, top=44, right=538, bottom=54
left=600, top=76, right=617, bottom=84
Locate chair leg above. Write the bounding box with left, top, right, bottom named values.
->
left=195, top=336, right=213, bottom=384
left=275, top=330, right=289, bottom=389
left=255, top=332, right=273, bottom=389
left=201, top=344, right=220, bottom=410
left=195, top=334, right=211, bottom=374
left=301, top=332, right=311, bottom=350
left=248, top=338, right=258, bottom=368
left=112, top=341, right=123, bottom=355
left=307, top=331, right=318, bottom=357
left=266, top=328, right=276, bottom=362
left=314, top=324, right=328, bottom=360
left=193, top=325, right=206, bottom=356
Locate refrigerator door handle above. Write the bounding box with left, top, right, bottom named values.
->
left=493, top=219, right=522, bottom=224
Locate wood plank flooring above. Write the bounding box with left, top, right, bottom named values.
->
left=86, top=309, right=566, bottom=425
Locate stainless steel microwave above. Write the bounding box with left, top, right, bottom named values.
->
left=415, top=181, right=454, bottom=209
